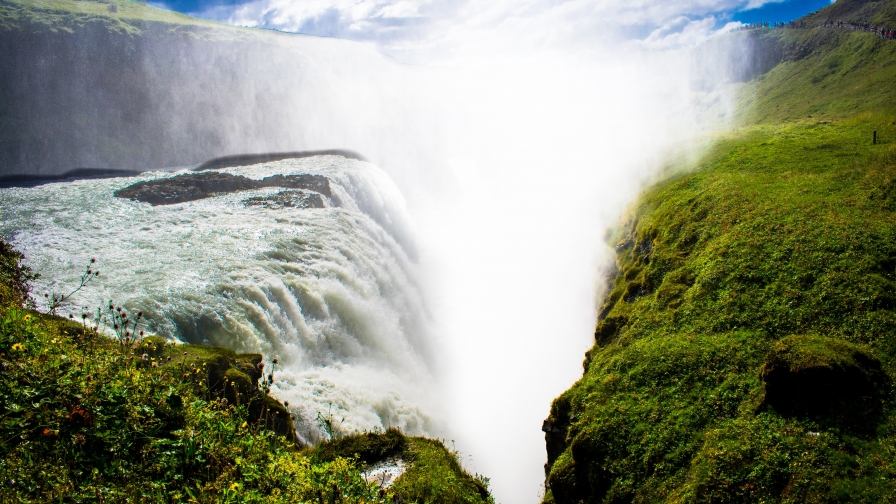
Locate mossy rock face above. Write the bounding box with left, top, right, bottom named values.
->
left=760, top=335, right=889, bottom=427
left=223, top=367, right=253, bottom=404
left=248, top=394, right=298, bottom=443
left=136, top=335, right=166, bottom=358
left=313, top=427, right=406, bottom=466
left=156, top=343, right=297, bottom=442
left=234, top=353, right=262, bottom=383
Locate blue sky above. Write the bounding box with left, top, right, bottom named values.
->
left=147, top=0, right=841, bottom=61
left=731, top=0, right=833, bottom=24
left=156, top=0, right=834, bottom=25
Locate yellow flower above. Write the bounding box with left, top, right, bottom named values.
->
left=51, top=339, right=57, bottom=344
left=241, top=421, right=247, bottom=429
left=229, top=483, right=239, bottom=491
left=11, top=343, right=24, bottom=351
left=23, top=315, right=31, bottom=321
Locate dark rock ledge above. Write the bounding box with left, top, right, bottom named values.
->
left=114, top=172, right=331, bottom=206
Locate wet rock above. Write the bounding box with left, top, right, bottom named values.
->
left=114, top=172, right=330, bottom=205
left=759, top=335, right=889, bottom=430
left=544, top=395, right=573, bottom=477
left=243, top=190, right=325, bottom=209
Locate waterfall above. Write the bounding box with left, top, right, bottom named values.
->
left=0, top=155, right=437, bottom=445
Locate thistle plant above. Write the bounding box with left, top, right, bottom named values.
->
left=45, top=258, right=99, bottom=315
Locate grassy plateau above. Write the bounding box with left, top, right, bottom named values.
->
left=543, top=2, right=896, bottom=503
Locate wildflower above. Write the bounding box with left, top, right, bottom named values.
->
left=51, top=339, right=57, bottom=344
left=142, top=353, right=148, bottom=360
left=229, top=483, right=239, bottom=491
left=151, top=362, right=158, bottom=368
left=23, top=315, right=31, bottom=321
left=11, top=343, right=24, bottom=352
left=241, top=421, right=247, bottom=429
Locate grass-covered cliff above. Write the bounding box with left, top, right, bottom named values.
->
left=0, top=242, right=493, bottom=503
left=543, top=2, right=896, bottom=502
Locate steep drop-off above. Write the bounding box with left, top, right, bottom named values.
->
left=544, top=2, right=896, bottom=502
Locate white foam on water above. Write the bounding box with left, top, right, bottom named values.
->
left=0, top=155, right=438, bottom=445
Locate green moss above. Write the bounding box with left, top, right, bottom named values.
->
left=136, top=334, right=166, bottom=358
left=312, top=428, right=408, bottom=466
left=764, top=335, right=878, bottom=373
left=390, top=438, right=493, bottom=504
left=307, top=430, right=494, bottom=504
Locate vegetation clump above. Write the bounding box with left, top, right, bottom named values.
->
left=759, top=335, right=889, bottom=430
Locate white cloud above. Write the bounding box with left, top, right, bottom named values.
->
left=205, top=0, right=786, bottom=62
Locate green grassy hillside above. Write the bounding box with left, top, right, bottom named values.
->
left=543, top=3, right=896, bottom=503
left=0, top=0, right=247, bottom=38
left=0, top=242, right=493, bottom=503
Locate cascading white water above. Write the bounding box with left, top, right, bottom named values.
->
left=0, top=155, right=438, bottom=445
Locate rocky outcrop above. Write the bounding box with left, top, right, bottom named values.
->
left=114, top=172, right=330, bottom=205
left=244, top=190, right=325, bottom=209
left=759, top=335, right=889, bottom=431
left=134, top=336, right=299, bottom=443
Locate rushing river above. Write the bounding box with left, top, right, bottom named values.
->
left=0, top=155, right=437, bottom=445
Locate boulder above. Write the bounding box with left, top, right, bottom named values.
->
left=759, top=335, right=889, bottom=429
left=114, top=172, right=330, bottom=205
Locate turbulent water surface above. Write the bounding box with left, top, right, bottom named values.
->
left=0, top=155, right=436, bottom=444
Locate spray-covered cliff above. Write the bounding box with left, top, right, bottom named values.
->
left=0, top=0, right=401, bottom=179
left=543, top=1, right=896, bottom=502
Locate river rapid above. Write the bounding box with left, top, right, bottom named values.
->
left=0, top=155, right=438, bottom=445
